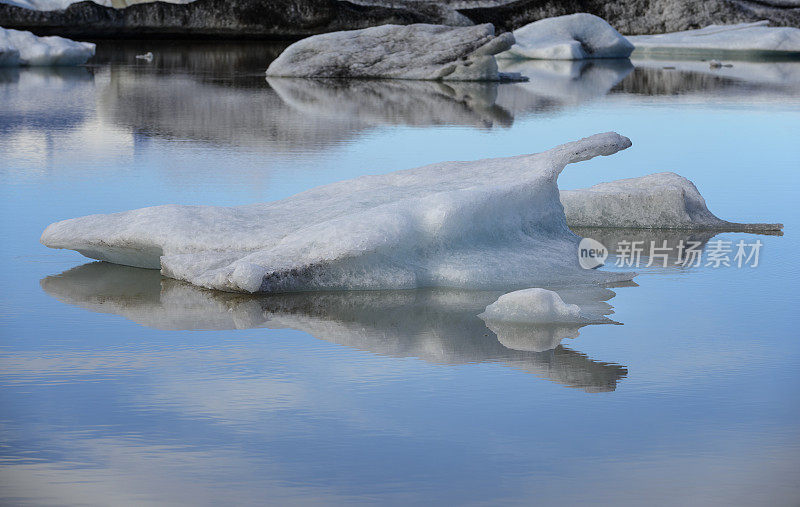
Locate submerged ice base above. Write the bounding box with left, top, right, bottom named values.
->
left=42, top=132, right=636, bottom=293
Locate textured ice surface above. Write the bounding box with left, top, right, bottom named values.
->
left=1, top=0, right=194, bottom=10
left=41, top=132, right=635, bottom=293
left=265, top=23, right=518, bottom=81
left=561, top=172, right=783, bottom=231
left=629, top=21, right=800, bottom=55
left=42, top=262, right=628, bottom=391
left=499, top=13, right=634, bottom=60
left=0, top=27, right=94, bottom=66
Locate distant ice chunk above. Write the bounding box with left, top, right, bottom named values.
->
left=41, top=132, right=635, bottom=293
left=561, top=172, right=783, bottom=231
left=0, top=27, right=94, bottom=66
left=499, top=13, right=634, bottom=60
left=628, top=21, right=800, bottom=56
left=266, top=23, right=518, bottom=81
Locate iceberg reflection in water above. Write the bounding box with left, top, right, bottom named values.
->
left=496, top=58, right=634, bottom=112
left=6, top=40, right=799, bottom=167
left=41, top=262, right=630, bottom=393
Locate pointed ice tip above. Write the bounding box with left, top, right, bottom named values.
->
left=548, top=132, right=632, bottom=177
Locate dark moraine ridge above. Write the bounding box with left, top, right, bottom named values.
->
left=0, top=0, right=445, bottom=39
left=1, top=0, right=798, bottom=39
left=457, top=0, right=800, bottom=35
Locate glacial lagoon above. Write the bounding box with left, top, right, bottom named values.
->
left=1, top=41, right=799, bottom=504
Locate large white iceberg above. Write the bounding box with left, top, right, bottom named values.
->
left=628, top=21, right=800, bottom=55
left=41, top=132, right=636, bottom=293
left=0, top=27, right=94, bottom=66
left=561, top=172, right=783, bottom=231
left=499, top=13, right=634, bottom=60
left=265, top=23, right=519, bottom=81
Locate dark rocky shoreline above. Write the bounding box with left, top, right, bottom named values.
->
left=0, top=0, right=441, bottom=39
left=1, top=0, right=798, bottom=39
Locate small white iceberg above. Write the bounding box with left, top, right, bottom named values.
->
left=628, top=21, right=800, bottom=56
left=478, top=288, right=610, bottom=324
left=561, top=172, right=783, bottom=231
left=0, top=27, right=94, bottom=66
left=266, top=23, right=519, bottom=81
left=478, top=287, right=618, bottom=353
left=41, top=132, right=635, bottom=293
left=499, top=13, right=634, bottom=60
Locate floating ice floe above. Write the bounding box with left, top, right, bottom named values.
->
left=561, top=172, right=783, bottom=231
left=265, top=23, right=521, bottom=81
left=478, top=288, right=611, bottom=324
left=0, top=27, right=94, bottom=66
left=479, top=288, right=620, bottom=353
left=42, top=132, right=636, bottom=293
left=498, top=13, right=634, bottom=60
left=628, top=21, right=800, bottom=56
left=42, top=262, right=628, bottom=391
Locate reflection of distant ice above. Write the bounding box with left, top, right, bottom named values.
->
left=42, top=262, right=629, bottom=392
left=495, top=59, right=633, bottom=114
left=0, top=67, right=133, bottom=173
left=0, top=66, right=92, bottom=130
left=621, top=58, right=800, bottom=98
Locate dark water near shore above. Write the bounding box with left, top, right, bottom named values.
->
left=1, top=41, right=799, bottom=505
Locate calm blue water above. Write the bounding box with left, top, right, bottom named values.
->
left=1, top=42, right=799, bottom=505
